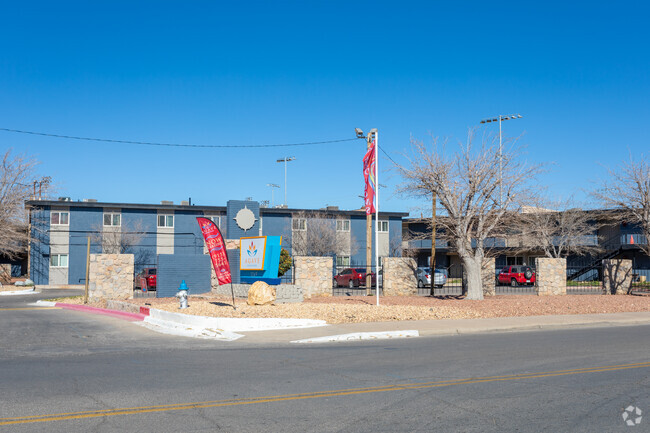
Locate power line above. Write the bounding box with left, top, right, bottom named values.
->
left=0, top=127, right=357, bottom=148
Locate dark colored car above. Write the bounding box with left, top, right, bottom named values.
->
left=334, top=268, right=376, bottom=288
left=497, top=265, right=535, bottom=286
left=135, top=268, right=157, bottom=290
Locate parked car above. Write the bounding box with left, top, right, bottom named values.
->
left=334, top=268, right=377, bottom=288
left=497, top=265, right=535, bottom=286
left=416, top=268, right=447, bottom=288
left=135, top=268, right=157, bottom=291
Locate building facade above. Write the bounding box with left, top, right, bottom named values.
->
left=26, top=199, right=408, bottom=286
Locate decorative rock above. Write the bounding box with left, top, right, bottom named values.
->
left=247, top=281, right=276, bottom=305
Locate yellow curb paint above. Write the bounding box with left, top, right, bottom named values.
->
left=2, top=361, right=650, bottom=426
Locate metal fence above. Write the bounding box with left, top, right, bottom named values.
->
left=333, top=264, right=383, bottom=297
left=566, top=265, right=602, bottom=295
left=631, top=268, right=650, bottom=294
left=419, top=265, right=464, bottom=297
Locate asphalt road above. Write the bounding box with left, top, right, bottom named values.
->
left=1, top=290, right=649, bottom=432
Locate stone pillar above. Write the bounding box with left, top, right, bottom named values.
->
left=481, top=258, right=496, bottom=297
left=603, top=259, right=633, bottom=295
left=88, top=254, right=134, bottom=300
left=535, top=257, right=566, bottom=296
left=383, top=257, right=417, bottom=296
left=294, top=256, right=333, bottom=298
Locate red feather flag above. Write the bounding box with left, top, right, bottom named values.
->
left=197, top=217, right=232, bottom=285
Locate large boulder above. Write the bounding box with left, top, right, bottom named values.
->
left=247, top=281, right=276, bottom=306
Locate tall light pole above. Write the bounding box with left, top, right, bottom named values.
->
left=480, top=114, right=523, bottom=205
left=276, top=157, right=295, bottom=207
left=267, top=183, right=280, bottom=208
left=355, top=127, right=380, bottom=306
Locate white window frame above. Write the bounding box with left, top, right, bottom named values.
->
left=336, top=255, right=351, bottom=267
left=206, top=215, right=221, bottom=227
left=158, top=214, right=174, bottom=228
left=336, top=219, right=350, bottom=232
left=51, top=211, right=69, bottom=226
left=378, top=220, right=389, bottom=233
left=103, top=212, right=121, bottom=227
left=292, top=218, right=306, bottom=231
left=50, top=253, right=69, bottom=268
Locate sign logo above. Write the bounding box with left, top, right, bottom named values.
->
left=240, top=236, right=266, bottom=270
left=623, top=406, right=642, bottom=426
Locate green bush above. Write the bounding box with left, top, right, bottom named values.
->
left=278, top=248, right=292, bottom=277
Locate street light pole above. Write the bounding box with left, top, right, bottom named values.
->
left=276, top=157, right=295, bottom=207
left=267, top=183, right=280, bottom=208
left=355, top=127, right=380, bottom=306
left=480, top=114, right=523, bottom=205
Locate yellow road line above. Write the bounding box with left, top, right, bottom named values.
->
left=1, top=361, right=649, bottom=426
left=0, top=307, right=59, bottom=311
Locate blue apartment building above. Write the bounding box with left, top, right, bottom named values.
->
left=26, top=198, right=408, bottom=286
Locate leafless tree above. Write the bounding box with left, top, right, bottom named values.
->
left=0, top=150, right=51, bottom=259
left=592, top=154, right=650, bottom=255
left=517, top=200, right=602, bottom=258
left=397, top=131, right=543, bottom=300
left=290, top=211, right=358, bottom=257
left=90, top=220, right=146, bottom=254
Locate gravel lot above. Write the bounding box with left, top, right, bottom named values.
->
left=88, top=294, right=650, bottom=324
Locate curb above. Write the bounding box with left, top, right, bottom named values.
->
left=291, top=330, right=419, bottom=344
left=0, top=288, right=39, bottom=296
left=55, top=303, right=146, bottom=322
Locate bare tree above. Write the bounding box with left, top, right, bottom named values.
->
left=290, top=211, right=358, bottom=257
left=90, top=220, right=146, bottom=254
left=397, top=131, right=543, bottom=300
left=0, top=150, right=51, bottom=259
left=517, top=200, right=602, bottom=258
left=593, top=154, right=650, bottom=255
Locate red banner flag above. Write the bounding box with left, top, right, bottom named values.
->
left=197, top=217, right=232, bottom=285
left=363, top=140, right=377, bottom=214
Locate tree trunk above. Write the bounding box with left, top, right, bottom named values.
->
left=463, top=256, right=484, bottom=300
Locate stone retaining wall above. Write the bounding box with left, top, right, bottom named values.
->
left=212, top=283, right=303, bottom=303
left=294, top=256, right=333, bottom=298
left=603, top=259, right=633, bottom=295
left=535, top=257, right=566, bottom=296
left=383, top=257, right=417, bottom=296
left=88, top=254, right=134, bottom=300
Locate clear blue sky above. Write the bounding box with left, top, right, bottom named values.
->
left=2, top=1, right=648, bottom=216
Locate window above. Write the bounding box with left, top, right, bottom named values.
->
left=506, top=256, right=523, bottom=266
left=292, top=218, right=306, bottom=231
left=206, top=215, right=221, bottom=227
left=336, top=220, right=350, bottom=232
left=51, top=211, right=69, bottom=225
left=103, top=213, right=121, bottom=227
left=50, top=254, right=68, bottom=267
left=158, top=214, right=174, bottom=228
left=336, top=256, right=351, bottom=267
left=378, top=220, right=389, bottom=233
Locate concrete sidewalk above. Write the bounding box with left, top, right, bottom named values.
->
left=241, top=312, right=650, bottom=344
left=35, top=300, right=650, bottom=344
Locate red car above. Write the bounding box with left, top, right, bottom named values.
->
left=497, top=265, right=535, bottom=286
left=135, top=268, right=157, bottom=291
left=334, top=268, right=376, bottom=288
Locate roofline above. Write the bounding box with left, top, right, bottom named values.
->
left=24, top=200, right=409, bottom=218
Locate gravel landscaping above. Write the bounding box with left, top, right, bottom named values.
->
left=61, top=293, right=650, bottom=324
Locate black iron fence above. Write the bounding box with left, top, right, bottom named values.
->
left=566, top=265, right=602, bottom=295
left=333, top=264, right=383, bottom=296
left=419, top=265, right=464, bottom=297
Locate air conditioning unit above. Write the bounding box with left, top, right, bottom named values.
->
left=58, top=197, right=71, bottom=202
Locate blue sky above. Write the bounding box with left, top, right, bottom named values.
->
left=2, top=1, right=648, bottom=216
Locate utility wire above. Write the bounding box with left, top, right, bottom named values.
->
left=0, top=127, right=357, bottom=148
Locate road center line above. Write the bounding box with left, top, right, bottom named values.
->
left=2, top=361, right=649, bottom=426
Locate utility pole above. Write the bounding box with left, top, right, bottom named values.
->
left=430, top=192, right=436, bottom=296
